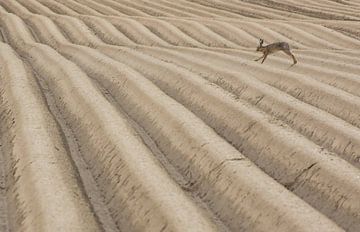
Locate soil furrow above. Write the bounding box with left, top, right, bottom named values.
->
left=90, top=0, right=150, bottom=16
left=147, top=46, right=360, bottom=129
left=91, top=78, right=230, bottom=232
left=214, top=48, right=360, bottom=76
left=167, top=19, right=241, bottom=48
left=57, top=0, right=104, bottom=16
left=15, top=0, right=54, bottom=15
left=0, top=41, right=102, bottom=231
left=10, top=0, right=358, bottom=51
left=72, top=0, right=125, bottom=16
left=194, top=47, right=360, bottom=98
left=36, top=0, right=79, bottom=16
left=13, top=41, right=220, bottom=231
left=0, top=143, right=9, bottom=232
left=92, top=0, right=171, bottom=17
left=3, top=5, right=356, bottom=169
left=9, top=0, right=354, bottom=50
left=142, top=0, right=221, bottom=18
left=108, top=18, right=169, bottom=46
left=133, top=46, right=360, bottom=168
left=55, top=43, right=344, bottom=232
left=1, top=0, right=360, bottom=231
left=235, top=0, right=358, bottom=20
left=35, top=74, right=120, bottom=232
left=96, top=46, right=360, bottom=231
left=121, top=0, right=198, bottom=18
left=80, top=16, right=136, bottom=46
left=161, top=0, right=246, bottom=18
left=2, top=12, right=358, bottom=230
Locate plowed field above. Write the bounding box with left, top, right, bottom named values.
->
left=0, top=0, right=360, bottom=231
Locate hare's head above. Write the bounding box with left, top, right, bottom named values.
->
left=256, top=39, right=265, bottom=52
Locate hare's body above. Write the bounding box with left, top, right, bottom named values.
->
left=255, top=39, right=297, bottom=64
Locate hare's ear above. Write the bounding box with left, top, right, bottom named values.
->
left=259, top=39, right=264, bottom=45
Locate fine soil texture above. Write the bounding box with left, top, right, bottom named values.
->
left=0, top=0, right=359, bottom=231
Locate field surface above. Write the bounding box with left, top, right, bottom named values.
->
left=0, top=0, right=360, bottom=231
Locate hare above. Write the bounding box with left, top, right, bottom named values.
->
left=255, top=39, right=297, bottom=65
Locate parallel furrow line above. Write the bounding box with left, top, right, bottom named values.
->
left=57, top=0, right=105, bottom=16
left=71, top=0, right=126, bottom=16
left=4, top=6, right=360, bottom=131
left=0, top=41, right=102, bottom=232
left=89, top=0, right=150, bottom=16
left=235, top=0, right=359, bottom=20
left=95, top=45, right=360, bottom=231
left=12, top=0, right=360, bottom=50
left=0, top=117, right=8, bottom=232
left=132, top=46, right=360, bottom=168
left=88, top=0, right=172, bottom=17
left=156, top=46, right=360, bottom=129
left=210, top=48, right=360, bottom=97
left=0, top=12, right=224, bottom=232
left=1, top=1, right=360, bottom=231
left=7, top=7, right=360, bottom=168
left=35, top=73, right=120, bottom=232
left=36, top=0, right=79, bottom=16
left=56, top=43, right=344, bottom=232
left=17, top=41, right=221, bottom=232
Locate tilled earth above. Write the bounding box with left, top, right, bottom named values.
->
left=0, top=0, right=360, bottom=231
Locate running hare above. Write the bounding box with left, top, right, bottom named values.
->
left=255, top=39, right=297, bottom=65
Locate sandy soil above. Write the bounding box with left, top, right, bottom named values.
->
left=0, top=0, right=359, bottom=231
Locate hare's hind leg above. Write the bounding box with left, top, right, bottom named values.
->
left=283, top=50, right=297, bottom=64
left=254, top=54, right=264, bottom=61
left=261, top=53, right=268, bottom=64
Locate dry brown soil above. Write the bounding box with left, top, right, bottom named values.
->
left=0, top=0, right=360, bottom=231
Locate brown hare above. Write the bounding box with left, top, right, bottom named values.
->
left=255, top=39, right=297, bottom=65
